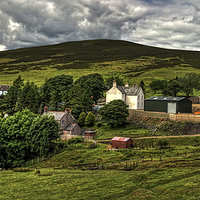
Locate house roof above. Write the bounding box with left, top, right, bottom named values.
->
left=112, top=137, right=131, bottom=142
left=145, top=96, right=187, bottom=102
left=65, top=123, right=77, bottom=131
left=0, top=85, right=11, bottom=91
left=44, top=112, right=66, bottom=121
left=116, top=86, right=141, bottom=96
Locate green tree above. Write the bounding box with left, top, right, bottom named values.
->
left=149, top=79, right=165, bottom=94
left=29, top=115, right=60, bottom=156
left=98, top=100, right=129, bottom=128
left=75, top=73, right=104, bottom=104
left=105, top=75, right=125, bottom=89
left=179, top=73, right=200, bottom=98
left=77, top=112, right=87, bottom=127
left=162, top=77, right=180, bottom=97
left=68, top=84, right=93, bottom=112
left=0, top=109, right=60, bottom=169
left=139, top=80, right=145, bottom=94
left=17, top=81, right=41, bottom=113
left=40, top=74, right=73, bottom=108
left=0, top=109, right=37, bottom=168
left=85, top=112, right=95, bottom=127
left=3, top=75, right=24, bottom=115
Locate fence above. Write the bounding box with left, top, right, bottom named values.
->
left=21, top=142, right=97, bottom=168
left=128, top=109, right=169, bottom=120
left=169, top=113, right=200, bottom=122
left=129, top=109, right=200, bottom=122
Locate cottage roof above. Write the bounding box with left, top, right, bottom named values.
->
left=116, top=86, right=141, bottom=96
left=65, top=123, right=77, bottom=131
left=145, top=96, right=187, bottom=102
left=112, top=137, right=131, bottom=142
left=0, top=85, right=11, bottom=91
left=44, top=112, right=66, bottom=121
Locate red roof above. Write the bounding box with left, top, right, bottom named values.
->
left=111, top=137, right=131, bottom=142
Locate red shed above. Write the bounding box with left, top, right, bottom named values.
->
left=111, top=137, right=133, bottom=149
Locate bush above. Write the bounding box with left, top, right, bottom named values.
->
left=85, top=112, right=95, bottom=127
left=68, top=137, right=84, bottom=145
left=77, top=112, right=86, bottom=127
left=157, top=138, right=170, bottom=149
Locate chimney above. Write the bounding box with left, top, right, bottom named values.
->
left=44, top=106, right=48, bottom=114
left=133, top=84, right=138, bottom=87
left=65, top=108, right=68, bottom=113
left=113, top=80, right=116, bottom=87
left=125, top=83, right=129, bottom=87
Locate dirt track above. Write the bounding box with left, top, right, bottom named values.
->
left=134, top=134, right=200, bottom=139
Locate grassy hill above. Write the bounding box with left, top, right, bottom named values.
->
left=1, top=39, right=200, bottom=87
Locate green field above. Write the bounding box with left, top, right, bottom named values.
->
left=2, top=123, right=200, bottom=199
left=2, top=40, right=200, bottom=199
left=1, top=39, right=200, bottom=87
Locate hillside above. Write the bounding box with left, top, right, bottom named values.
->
left=1, top=39, right=200, bottom=86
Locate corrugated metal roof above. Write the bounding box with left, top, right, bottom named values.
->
left=145, top=96, right=186, bottom=102
left=112, top=137, right=131, bottom=142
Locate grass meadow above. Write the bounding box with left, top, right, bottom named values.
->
left=1, top=161, right=200, bottom=199
left=1, top=39, right=200, bottom=91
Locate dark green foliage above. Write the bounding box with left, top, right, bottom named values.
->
left=40, top=74, right=73, bottom=109
left=77, top=112, right=86, bottom=127
left=105, top=75, right=125, bottom=89
left=139, top=80, right=145, bottom=94
left=71, top=105, right=82, bottom=120
left=0, top=109, right=60, bottom=169
left=162, top=77, right=180, bottom=96
left=75, top=73, right=104, bottom=104
left=149, top=73, right=200, bottom=97
left=157, top=138, right=170, bottom=149
left=85, top=112, right=95, bottom=127
left=17, top=81, right=41, bottom=113
left=98, top=100, right=129, bottom=127
left=179, top=73, right=200, bottom=98
left=67, top=137, right=84, bottom=145
left=149, top=79, right=165, bottom=94
left=68, top=84, right=93, bottom=112
left=29, top=115, right=60, bottom=156
left=3, top=75, right=24, bottom=115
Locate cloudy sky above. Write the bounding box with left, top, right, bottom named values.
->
left=0, top=0, right=200, bottom=51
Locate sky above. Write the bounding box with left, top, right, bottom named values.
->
left=0, top=0, right=200, bottom=51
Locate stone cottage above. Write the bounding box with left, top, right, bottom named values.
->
left=43, top=107, right=82, bottom=139
left=106, top=81, right=144, bottom=109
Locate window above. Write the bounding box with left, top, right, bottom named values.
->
left=62, top=121, right=64, bottom=126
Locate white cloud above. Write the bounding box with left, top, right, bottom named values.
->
left=0, top=0, right=200, bottom=50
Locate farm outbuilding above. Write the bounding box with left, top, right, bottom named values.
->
left=144, top=96, right=192, bottom=114
left=111, top=137, right=133, bottom=149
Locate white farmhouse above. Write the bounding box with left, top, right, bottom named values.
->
left=106, top=81, right=144, bottom=109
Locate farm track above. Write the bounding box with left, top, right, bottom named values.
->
left=134, top=134, right=200, bottom=139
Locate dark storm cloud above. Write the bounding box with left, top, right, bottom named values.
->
left=0, top=0, right=200, bottom=51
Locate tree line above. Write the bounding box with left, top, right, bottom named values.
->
left=0, top=73, right=126, bottom=119
left=149, top=72, right=200, bottom=98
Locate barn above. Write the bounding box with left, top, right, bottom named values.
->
left=111, top=137, right=133, bottom=149
left=144, top=96, right=192, bottom=114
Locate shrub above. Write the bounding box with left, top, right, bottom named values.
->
left=77, top=112, right=86, bottom=127
left=157, top=138, right=170, bottom=149
left=85, top=112, right=95, bottom=127
left=68, top=137, right=84, bottom=145
left=13, top=168, right=34, bottom=172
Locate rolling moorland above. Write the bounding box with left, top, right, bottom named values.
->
left=2, top=40, right=200, bottom=199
